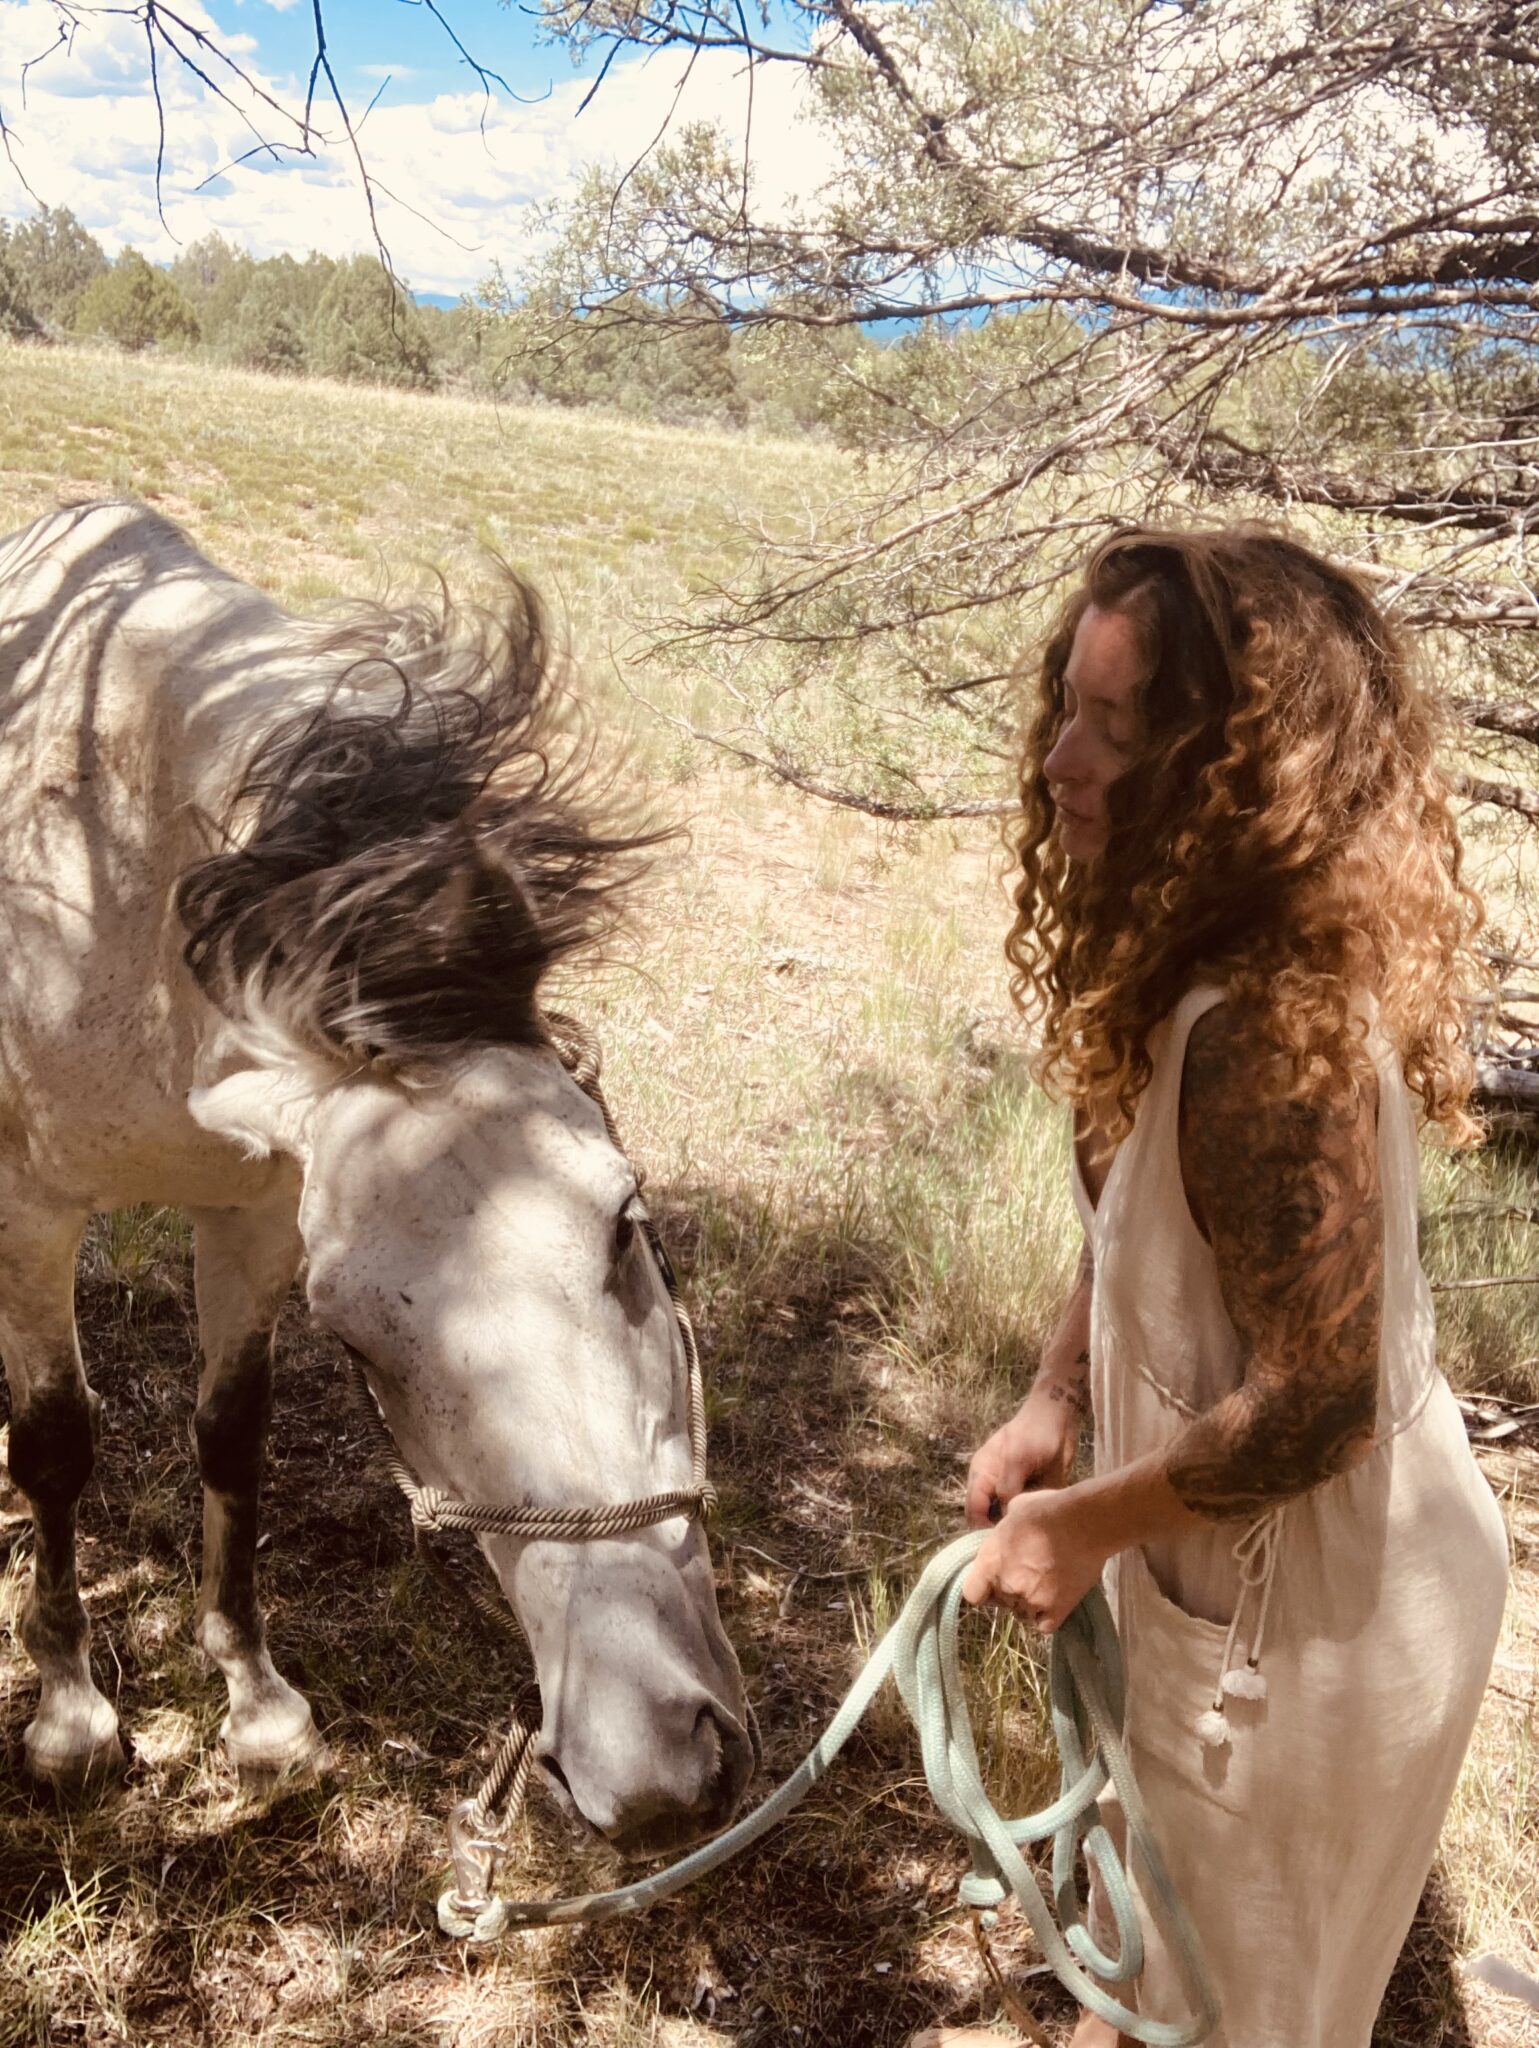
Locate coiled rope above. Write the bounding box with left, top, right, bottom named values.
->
left=437, top=1530, right=1219, bottom=2048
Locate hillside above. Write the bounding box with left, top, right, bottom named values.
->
left=0, top=342, right=1535, bottom=2048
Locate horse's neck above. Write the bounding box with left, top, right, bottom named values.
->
left=0, top=503, right=335, bottom=824
left=154, top=596, right=337, bottom=819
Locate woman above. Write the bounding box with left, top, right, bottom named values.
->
left=930, top=528, right=1509, bottom=2048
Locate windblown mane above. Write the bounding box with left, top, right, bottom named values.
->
left=176, top=571, right=661, bottom=1070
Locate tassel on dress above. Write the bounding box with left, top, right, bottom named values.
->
left=1193, top=1510, right=1281, bottom=1745
left=1221, top=1663, right=1268, bottom=1701
left=1195, top=1708, right=1232, bottom=1748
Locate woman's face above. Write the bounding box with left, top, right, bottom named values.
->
left=1042, top=602, right=1145, bottom=863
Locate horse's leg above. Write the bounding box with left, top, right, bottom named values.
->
left=0, top=1197, right=123, bottom=1787
left=190, top=1191, right=318, bottom=1782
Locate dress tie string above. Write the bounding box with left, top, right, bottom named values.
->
left=1195, top=1508, right=1282, bottom=1748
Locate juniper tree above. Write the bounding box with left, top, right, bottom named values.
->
left=493, top=0, right=1539, bottom=844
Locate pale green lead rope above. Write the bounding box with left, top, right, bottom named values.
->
left=440, top=1528, right=1220, bottom=2048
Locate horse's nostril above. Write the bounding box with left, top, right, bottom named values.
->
left=693, top=1702, right=723, bottom=1773
left=539, top=1751, right=575, bottom=1803
left=540, top=1699, right=756, bottom=1857
left=696, top=1704, right=755, bottom=1817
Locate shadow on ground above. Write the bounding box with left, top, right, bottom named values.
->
left=0, top=1183, right=1497, bottom=2047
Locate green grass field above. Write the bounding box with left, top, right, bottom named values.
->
left=0, top=343, right=1536, bottom=2048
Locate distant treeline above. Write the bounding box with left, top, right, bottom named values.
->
left=0, top=207, right=861, bottom=435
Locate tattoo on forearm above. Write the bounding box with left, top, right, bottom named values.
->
left=1076, top=1237, right=1095, bottom=1287
left=1043, top=1347, right=1090, bottom=1416
left=1164, top=1006, right=1383, bottom=1523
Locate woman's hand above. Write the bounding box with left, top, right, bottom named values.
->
left=963, top=1378, right=1084, bottom=1529
left=959, top=1487, right=1109, bottom=1633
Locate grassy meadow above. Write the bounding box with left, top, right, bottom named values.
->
left=0, top=343, right=1536, bottom=2048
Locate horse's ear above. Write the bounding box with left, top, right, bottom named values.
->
left=421, top=831, right=539, bottom=952
left=188, top=1067, right=319, bottom=1161
left=408, top=830, right=547, bottom=1024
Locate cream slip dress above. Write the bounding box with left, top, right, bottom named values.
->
left=1074, top=986, right=1509, bottom=2048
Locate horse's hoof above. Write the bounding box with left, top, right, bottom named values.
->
left=23, top=1696, right=125, bottom=1795
left=221, top=1696, right=328, bottom=1791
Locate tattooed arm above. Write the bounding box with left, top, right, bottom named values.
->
left=964, top=1234, right=1094, bottom=1527
left=1165, top=1003, right=1383, bottom=1515
left=962, top=1005, right=1383, bottom=1626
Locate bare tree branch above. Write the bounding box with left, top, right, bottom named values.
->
left=1457, top=700, right=1539, bottom=744
left=1453, top=772, right=1539, bottom=822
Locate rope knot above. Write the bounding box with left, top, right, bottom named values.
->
left=411, top=1487, right=451, bottom=1532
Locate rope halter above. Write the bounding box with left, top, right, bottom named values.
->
left=340, top=1010, right=717, bottom=1922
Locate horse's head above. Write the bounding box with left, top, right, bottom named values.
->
left=190, top=1045, right=753, bottom=1854
left=177, top=571, right=752, bottom=1854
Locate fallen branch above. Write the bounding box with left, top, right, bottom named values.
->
left=1474, top=1058, right=1539, bottom=1108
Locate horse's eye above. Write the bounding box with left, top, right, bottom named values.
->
left=614, top=1204, right=637, bottom=1258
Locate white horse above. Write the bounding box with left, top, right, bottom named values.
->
left=0, top=499, right=752, bottom=1855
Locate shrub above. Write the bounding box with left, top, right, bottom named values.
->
left=306, top=257, right=435, bottom=389
left=75, top=249, right=200, bottom=353
left=5, top=205, right=107, bottom=329
left=0, top=232, right=42, bottom=341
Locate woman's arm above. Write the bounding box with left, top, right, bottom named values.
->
left=962, top=1005, right=1385, bottom=1626
left=962, top=1235, right=1094, bottom=1526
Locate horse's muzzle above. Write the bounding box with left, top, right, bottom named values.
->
left=540, top=1702, right=755, bottom=1861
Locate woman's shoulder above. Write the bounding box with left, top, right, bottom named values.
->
left=1177, top=993, right=1382, bottom=1229
left=1179, top=990, right=1381, bottom=1112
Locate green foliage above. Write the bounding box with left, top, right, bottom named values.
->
left=511, top=293, right=743, bottom=424
left=168, top=232, right=249, bottom=320
left=75, top=249, right=200, bottom=354
left=506, top=0, right=1539, bottom=826
left=306, top=256, right=435, bottom=390
left=3, top=205, right=107, bottom=330
left=412, top=298, right=500, bottom=393
left=219, top=264, right=310, bottom=375
left=0, top=212, right=821, bottom=428
left=474, top=241, right=853, bottom=432
left=0, top=228, right=42, bottom=341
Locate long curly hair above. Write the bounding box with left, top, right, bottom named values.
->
left=1004, top=524, right=1485, bottom=1141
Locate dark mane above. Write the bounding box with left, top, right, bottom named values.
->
left=176, top=571, right=662, bottom=1069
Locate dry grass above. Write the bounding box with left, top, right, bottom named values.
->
left=0, top=342, right=1536, bottom=2048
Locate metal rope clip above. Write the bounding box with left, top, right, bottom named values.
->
left=445, top=1796, right=511, bottom=1929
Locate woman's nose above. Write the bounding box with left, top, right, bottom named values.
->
left=1043, top=719, right=1083, bottom=785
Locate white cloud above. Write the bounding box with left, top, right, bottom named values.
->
left=0, top=0, right=839, bottom=293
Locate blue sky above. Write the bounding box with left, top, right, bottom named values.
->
left=0, top=0, right=829, bottom=293
left=237, top=0, right=568, bottom=108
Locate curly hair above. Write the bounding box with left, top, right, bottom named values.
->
left=1004, top=524, right=1485, bottom=1141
